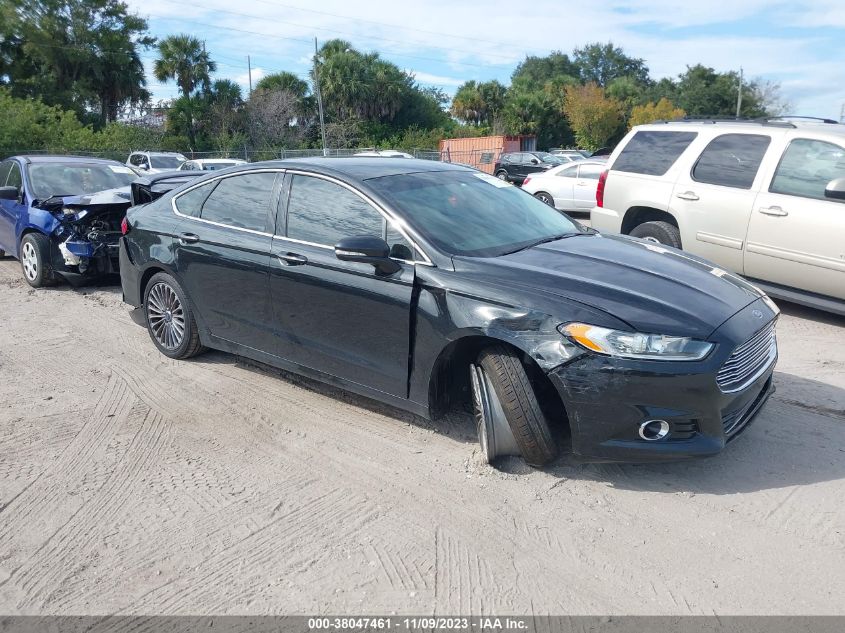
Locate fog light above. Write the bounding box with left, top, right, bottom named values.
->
left=638, top=419, right=670, bottom=441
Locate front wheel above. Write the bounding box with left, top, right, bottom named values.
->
left=495, top=170, right=509, bottom=181
left=534, top=192, right=554, bottom=207
left=19, top=233, right=56, bottom=288
left=143, top=272, right=205, bottom=359
left=630, top=221, right=682, bottom=248
left=472, top=345, right=558, bottom=466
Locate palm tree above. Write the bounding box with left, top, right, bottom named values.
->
left=154, top=34, right=216, bottom=146
left=255, top=72, right=309, bottom=99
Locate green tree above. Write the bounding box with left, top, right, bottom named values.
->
left=450, top=80, right=506, bottom=128
left=154, top=34, right=216, bottom=146
left=504, top=53, right=579, bottom=148
left=562, top=83, right=623, bottom=151
left=0, top=0, right=153, bottom=125
left=573, top=42, right=649, bottom=87
left=255, top=72, right=309, bottom=99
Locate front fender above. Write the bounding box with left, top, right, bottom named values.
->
left=18, top=208, right=61, bottom=244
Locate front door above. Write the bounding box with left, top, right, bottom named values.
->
left=268, top=173, right=415, bottom=398
left=745, top=137, right=845, bottom=300
left=170, top=171, right=280, bottom=351
left=0, top=161, right=16, bottom=252
left=668, top=132, right=774, bottom=273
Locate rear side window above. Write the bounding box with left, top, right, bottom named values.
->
left=175, top=181, right=216, bottom=217
left=692, top=134, right=770, bottom=189
left=578, top=164, right=603, bottom=180
left=199, top=172, right=277, bottom=231
left=770, top=138, right=845, bottom=201
left=613, top=131, right=698, bottom=176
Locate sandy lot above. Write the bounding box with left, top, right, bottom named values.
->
left=0, top=255, right=844, bottom=616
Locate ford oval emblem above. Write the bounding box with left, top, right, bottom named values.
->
left=752, top=309, right=763, bottom=319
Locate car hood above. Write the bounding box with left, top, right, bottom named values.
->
left=59, top=186, right=132, bottom=208
left=453, top=233, right=764, bottom=339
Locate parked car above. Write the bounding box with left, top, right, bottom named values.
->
left=0, top=155, right=139, bottom=286
left=354, top=150, right=414, bottom=158
left=120, top=157, right=778, bottom=466
left=591, top=118, right=845, bottom=315
left=493, top=151, right=564, bottom=185
left=549, top=149, right=590, bottom=161
left=180, top=158, right=247, bottom=171
left=521, top=160, right=606, bottom=212
left=127, top=151, right=187, bottom=174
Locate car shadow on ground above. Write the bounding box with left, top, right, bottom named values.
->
left=775, top=298, right=845, bottom=325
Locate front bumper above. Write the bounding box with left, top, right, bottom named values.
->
left=547, top=298, right=778, bottom=462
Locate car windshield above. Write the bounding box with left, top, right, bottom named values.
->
left=27, top=163, right=137, bottom=199
left=367, top=170, right=582, bottom=257
left=151, top=156, right=186, bottom=169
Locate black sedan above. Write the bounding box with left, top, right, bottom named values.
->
left=493, top=151, right=564, bottom=185
left=119, top=158, right=778, bottom=466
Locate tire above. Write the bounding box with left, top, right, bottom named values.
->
left=630, top=220, right=682, bottom=248
left=19, top=232, right=56, bottom=288
left=476, top=345, right=558, bottom=466
left=534, top=191, right=554, bottom=207
left=495, top=170, right=509, bottom=181
left=143, top=272, right=205, bottom=359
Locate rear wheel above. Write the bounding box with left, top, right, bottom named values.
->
left=496, top=170, right=509, bottom=181
left=472, top=345, right=558, bottom=466
left=143, top=272, right=205, bottom=359
left=630, top=220, right=682, bottom=248
left=19, top=233, right=56, bottom=288
left=534, top=191, right=554, bottom=207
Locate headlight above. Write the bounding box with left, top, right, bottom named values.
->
left=559, top=323, right=714, bottom=361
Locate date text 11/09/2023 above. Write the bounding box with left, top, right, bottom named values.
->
left=307, top=616, right=529, bottom=631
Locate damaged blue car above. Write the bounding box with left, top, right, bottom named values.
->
left=0, top=155, right=141, bottom=286
left=0, top=155, right=199, bottom=287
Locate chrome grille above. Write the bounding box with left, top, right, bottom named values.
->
left=716, top=321, right=777, bottom=393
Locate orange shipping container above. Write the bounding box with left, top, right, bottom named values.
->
left=438, top=135, right=537, bottom=174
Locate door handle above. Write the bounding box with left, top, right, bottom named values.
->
left=277, top=252, right=308, bottom=266
left=676, top=191, right=700, bottom=201
left=178, top=232, right=200, bottom=244
left=758, top=205, right=788, bottom=217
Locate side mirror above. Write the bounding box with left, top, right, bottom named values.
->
left=824, top=177, right=845, bottom=200
left=0, top=186, right=19, bottom=201
left=531, top=158, right=540, bottom=165
left=334, top=235, right=401, bottom=274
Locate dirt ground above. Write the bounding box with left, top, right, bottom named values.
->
left=0, top=255, right=844, bottom=616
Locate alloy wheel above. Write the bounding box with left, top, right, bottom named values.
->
left=21, top=242, right=37, bottom=281
left=147, top=282, right=186, bottom=350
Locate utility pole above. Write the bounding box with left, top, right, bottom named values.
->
left=314, top=37, right=328, bottom=156
left=736, top=66, right=743, bottom=119
left=247, top=55, right=253, bottom=96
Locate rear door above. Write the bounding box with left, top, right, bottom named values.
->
left=268, top=172, right=416, bottom=398
left=573, top=163, right=604, bottom=209
left=547, top=164, right=577, bottom=210
left=171, top=170, right=281, bottom=350
left=745, top=137, right=845, bottom=300
left=668, top=132, right=774, bottom=273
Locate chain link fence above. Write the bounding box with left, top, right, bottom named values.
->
left=2, top=147, right=503, bottom=172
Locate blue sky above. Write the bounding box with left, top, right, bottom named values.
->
left=125, top=0, right=845, bottom=121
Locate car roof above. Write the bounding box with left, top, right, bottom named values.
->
left=636, top=119, right=845, bottom=138
left=11, top=155, right=125, bottom=165
left=244, top=157, right=472, bottom=180
left=193, top=158, right=245, bottom=163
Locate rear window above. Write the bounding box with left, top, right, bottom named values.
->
left=612, top=131, right=698, bottom=176
left=692, top=134, right=770, bottom=189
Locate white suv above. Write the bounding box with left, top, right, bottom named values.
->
left=591, top=118, right=845, bottom=315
